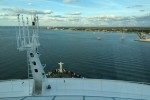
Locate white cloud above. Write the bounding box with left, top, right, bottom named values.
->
left=28, top=3, right=33, bottom=6
left=0, top=13, right=16, bottom=16
left=49, top=15, right=63, bottom=18
left=2, top=7, right=53, bottom=14
left=86, top=15, right=132, bottom=22
left=0, top=10, right=150, bottom=27
left=67, top=17, right=81, bottom=21
left=0, top=13, right=9, bottom=16
left=0, top=16, right=16, bottom=20
left=67, top=11, right=81, bottom=15
left=63, top=0, right=78, bottom=3
left=28, top=14, right=150, bottom=27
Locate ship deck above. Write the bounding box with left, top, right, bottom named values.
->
left=0, top=78, right=150, bottom=100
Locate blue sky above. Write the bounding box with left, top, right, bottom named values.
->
left=0, top=0, right=150, bottom=27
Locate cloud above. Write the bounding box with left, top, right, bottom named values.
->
left=67, top=17, right=81, bottom=21
left=1, top=9, right=150, bottom=27
left=0, top=16, right=16, bottom=21
left=86, top=15, right=124, bottom=21
left=40, top=15, right=82, bottom=23
left=2, top=7, right=53, bottom=14
left=28, top=3, right=32, bottom=6
left=127, top=5, right=143, bottom=9
left=80, top=14, right=150, bottom=27
left=0, top=13, right=9, bottom=16
left=139, top=10, right=145, bottom=12
left=63, top=0, right=79, bottom=3
left=41, top=17, right=66, bottom=22
left=38, top=14, right=150, bottom=27
left=49, top=15, right=63, bottom=18
left=67, top=11, right=81, bottom=15
left=134, top=15, right=150, bottom=21
left=0, top=13, right=16, bottom=16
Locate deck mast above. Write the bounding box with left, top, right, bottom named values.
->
left=16, top=14, right=50, bottom=96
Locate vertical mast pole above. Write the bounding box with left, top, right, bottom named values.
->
left=32, top=14, right=36, bottom=50
left=17, top=14, right=21, bottom=49
left=26, top=17, right=31, bottom=44
left=22, top=15, right=26, bottom=46
left=36, top=15, right=40, bottom=50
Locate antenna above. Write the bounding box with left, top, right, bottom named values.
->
left=16, top=14, right=40, bottom=51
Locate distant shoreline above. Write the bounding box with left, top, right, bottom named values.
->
left=42, top=27, right=150, bottom=33
left=0, top=26, right=150, bottom=33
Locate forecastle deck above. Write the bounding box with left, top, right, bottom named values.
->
left=0, top=78, right=150, bottom=100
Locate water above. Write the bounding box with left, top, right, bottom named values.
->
left=0, top=27, right=150, bottom=83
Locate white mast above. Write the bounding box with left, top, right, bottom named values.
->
left=17, top=14, right=21, bottom=49
left=26, top=17, right=31, bottom=44
left=16, top=14, right=50, bottom=96
left=21, top=15, right=26, bottom=46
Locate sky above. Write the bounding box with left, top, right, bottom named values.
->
left=0, top=0, right=150, bottom=27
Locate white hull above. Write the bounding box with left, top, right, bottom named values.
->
left=0, top=78, right=150, bottom=100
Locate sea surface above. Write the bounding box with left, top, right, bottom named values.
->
left=0, top=27, right=150, bottom=83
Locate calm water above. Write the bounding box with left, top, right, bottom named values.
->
left=0, top=27, right=150, bottom=83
